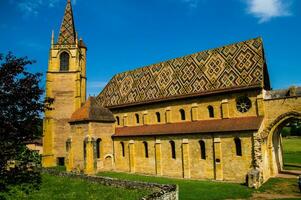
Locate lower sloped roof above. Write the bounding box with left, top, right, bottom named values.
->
left=113, top=116, right=263, bottom=137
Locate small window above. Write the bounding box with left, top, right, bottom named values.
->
left=208, top=106, right=214, bottom=118
left=66, top=139, right=71, bottom=152
left=57, top=157, right=65, bottom=166
left=120, top=142, right=125, bottom=157
left=143, top=141, right=149, bottom=158
left=135, top=114, right=140, bottom=124
left=199, top=140, right=206, bottom=159
left=83, top=140, right=87, bottom=160
left=234, top=137, right=242, bottom=156
left=60, top=52, right=69, bottom=71
left=179, top=109, right=186, bottom=121
left=156, top=112, right=161, bottom=123
left=170, top=140, right=176, bottom=159
left=116, top=116, right=120, bottom=125
left=96, top=138, right=102, bottom=159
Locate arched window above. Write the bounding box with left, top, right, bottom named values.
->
left=156, top=112, right=161, bottom=123
left=234, top=137, right=242, bottom=156
left=135, top=113, right=140, bottom=124
left=199, top=140, right=206, bottom=159
left=208, top=106, right=214, bottom=118
left=60, top=52, right=69, bottom=71
left=170, top=140, right=176, bottom=159
left=120, top=142, right=125, bottom=157
left=66, top=139, right=71, bottom=152
left=116, top=116, right=120, bottom=125
left=143, top=141, right=149, bottom=158
left=83, top=140, right=87, bottom=160
left=96, top=138, right=102, bottom=159
left=179, top=109, right=186, bottom=121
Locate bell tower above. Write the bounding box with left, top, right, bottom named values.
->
left=43, top=0, right=87, bottom=167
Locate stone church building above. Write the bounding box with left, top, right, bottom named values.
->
left=43, top=0, right=301, bottom=187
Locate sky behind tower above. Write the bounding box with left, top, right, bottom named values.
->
left=0, top=0, right=300, bottom=96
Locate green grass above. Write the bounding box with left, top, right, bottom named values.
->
left=98, top=171, right=253, bottom=200
left=258, top=178, right=300, bottom=195
left=98, top=171, right=301, bottom=200
left=283, top=137, right=301, bottom=170
left=2, top=173, right=151, bottom=200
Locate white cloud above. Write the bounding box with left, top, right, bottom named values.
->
left=88, top=81, right=108, bottom=89
left=181, top=0, right=199, bottom=8
left=87, top=81, right=108, bottom=97
left=245, top=0, right=292, bottom=23
left=15, top=0, right=78, bottom=17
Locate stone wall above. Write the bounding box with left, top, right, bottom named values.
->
left=112, top=90, right=260, bottom=127
left=114, top=132, right=254, bottom=182
left=44, top=169, right=178, bottom=200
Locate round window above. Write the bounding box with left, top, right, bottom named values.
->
left=236, top=96, right=251, bottom=113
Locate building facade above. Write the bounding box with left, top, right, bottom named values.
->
left=43, top=0, right=301, bottom=187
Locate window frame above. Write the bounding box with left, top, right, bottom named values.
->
left=60, top=51, right=70, bottom=71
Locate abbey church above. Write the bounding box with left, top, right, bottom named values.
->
left=42, top=0, right=301, bottom=187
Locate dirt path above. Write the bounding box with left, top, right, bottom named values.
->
left=251, top=193, right=301, bottom=199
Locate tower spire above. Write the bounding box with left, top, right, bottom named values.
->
left=57, top=0, right=76, bottom=45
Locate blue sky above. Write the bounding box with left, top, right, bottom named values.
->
left=0, top=0, right=300, bottom=96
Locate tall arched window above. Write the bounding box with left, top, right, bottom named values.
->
left=135, top=113, right=140, bottom=124
left=170, top=140, right=176, bottom=159
left=60, top=52, right=70, bottom=71
left=120, top=142, right=125, bottom=157
left=179, top=109, right=186, bottom=121
left=208, top=106, right=214, bottom=118
left=83, top=140, right=87, bottom=160
left=234, top=137, right=242, bottom=156
left=156, top=112, right=161, bottom=123
left=116, top=116, right=120, bottom=125
left=199, top=140, right=206, bottom=159
left=143, top=141, right=149, bottom=158
left=96, top=138, right=102, bottom=159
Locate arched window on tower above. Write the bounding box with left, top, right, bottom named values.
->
left=135, top=113, right=140, bottom=124
left=208, top=106, right=214, bottom=118
left=60, top=52, right=70, bottom=71
left=234, top=137, right=242, bottom=156
left=120, top=142, right=125, bottom=157
left=96, top=138, right=102, bottom=159
left=169, top=140, right=176, bottom=159
left=199, top=140, right=206, bottom=159
left=179, top=109, right=186, bottom=121
left=143, top=141, right=149, bottom=158
left=156, top=112, right=161, bottom=123
left=116, top=116, right=120, bottom=125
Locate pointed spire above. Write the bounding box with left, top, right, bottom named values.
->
left=51, top=30, right=54, bottom=47
left=57, top=0, right=76, bottom=45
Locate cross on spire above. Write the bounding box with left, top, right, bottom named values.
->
left=57, top=0, right=76, bottom=45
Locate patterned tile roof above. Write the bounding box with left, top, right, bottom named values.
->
left=57, top=0, right=76, bottom=45
left=114, top=116, right=263, bottom=137
left=97, top=38, right=270, bottom=108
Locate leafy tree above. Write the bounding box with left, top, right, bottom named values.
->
left=0, top=52, right=51, bottom=194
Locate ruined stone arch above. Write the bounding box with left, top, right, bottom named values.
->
left=261, top=111, right=301, bottom=139
left=260, top=111, right=301, bottom=177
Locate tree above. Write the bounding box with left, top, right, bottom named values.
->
left=0, top=52, right=51, bottom=193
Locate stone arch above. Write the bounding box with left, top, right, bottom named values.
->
left=262, top=111, right=301, bottom=177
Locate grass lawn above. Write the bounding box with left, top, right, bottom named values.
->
left=1, top=173, right=151, bottom=200
left=98, top=171, right=301, bottom=200
left=98, top=171, right=253, bottom=200
left=283, top=137, right=301, bottom=170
